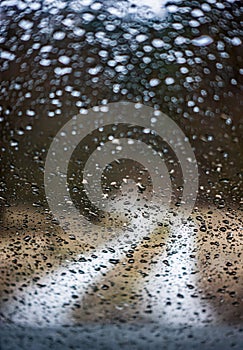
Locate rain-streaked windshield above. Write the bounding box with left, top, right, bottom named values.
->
left=0, top=1, right=242, bottom=349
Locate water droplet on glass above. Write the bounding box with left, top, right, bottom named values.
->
left=191, top=35, right=214, bottom=47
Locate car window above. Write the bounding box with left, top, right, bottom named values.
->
left=0, top=0, right=242, bottom=348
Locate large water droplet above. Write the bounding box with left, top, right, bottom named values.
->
left=191, top=35, right=214, bottom=47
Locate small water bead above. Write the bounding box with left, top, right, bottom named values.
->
left=82, top=13, right=95, bottom=22
left=191, top=9, right=204, bottom=18
left=152, top=39, right=165, bottom=48
left=73, top=27, right=85, bottom=37
left=189, top=20, right=200, bottom=28
left=172, top=23, right=183, bottom=30
left=136, top=34, right=148, bottom=43
left=10, top=140, right=19, bottom=147
left=174, top=36, right=188, bottom=45
left=20, top=34, right=31, bottom=41
left=149, top=79, right=160, bottom=87
left=165, top=77, right=175, bottom=85
left=40, top=45, right=53, bottom=53
left=53, top=32, right=66, bottom=40
left=180, top=67, right=189, bottom=74
left=18, top=19, right=33, bottom=30
left=58, top=56, right=71, bottom=65
left=167, top=5, right=178, bottom=14
left=26, top=110, right=35, bottom=117
left=62, top=18, right=74, bottom=27
left=39, top=59, right=51, bottom=67
left=231, top=37, right=242, bottom=46
left=143, top=57, right=151, bottom=64
left=54, top=67, right=72, bottom=76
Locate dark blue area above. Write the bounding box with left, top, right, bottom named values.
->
left=1, top=324, right=243, bottom=350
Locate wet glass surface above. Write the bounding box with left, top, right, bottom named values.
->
left=0, top=0, right=243, bottom=348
